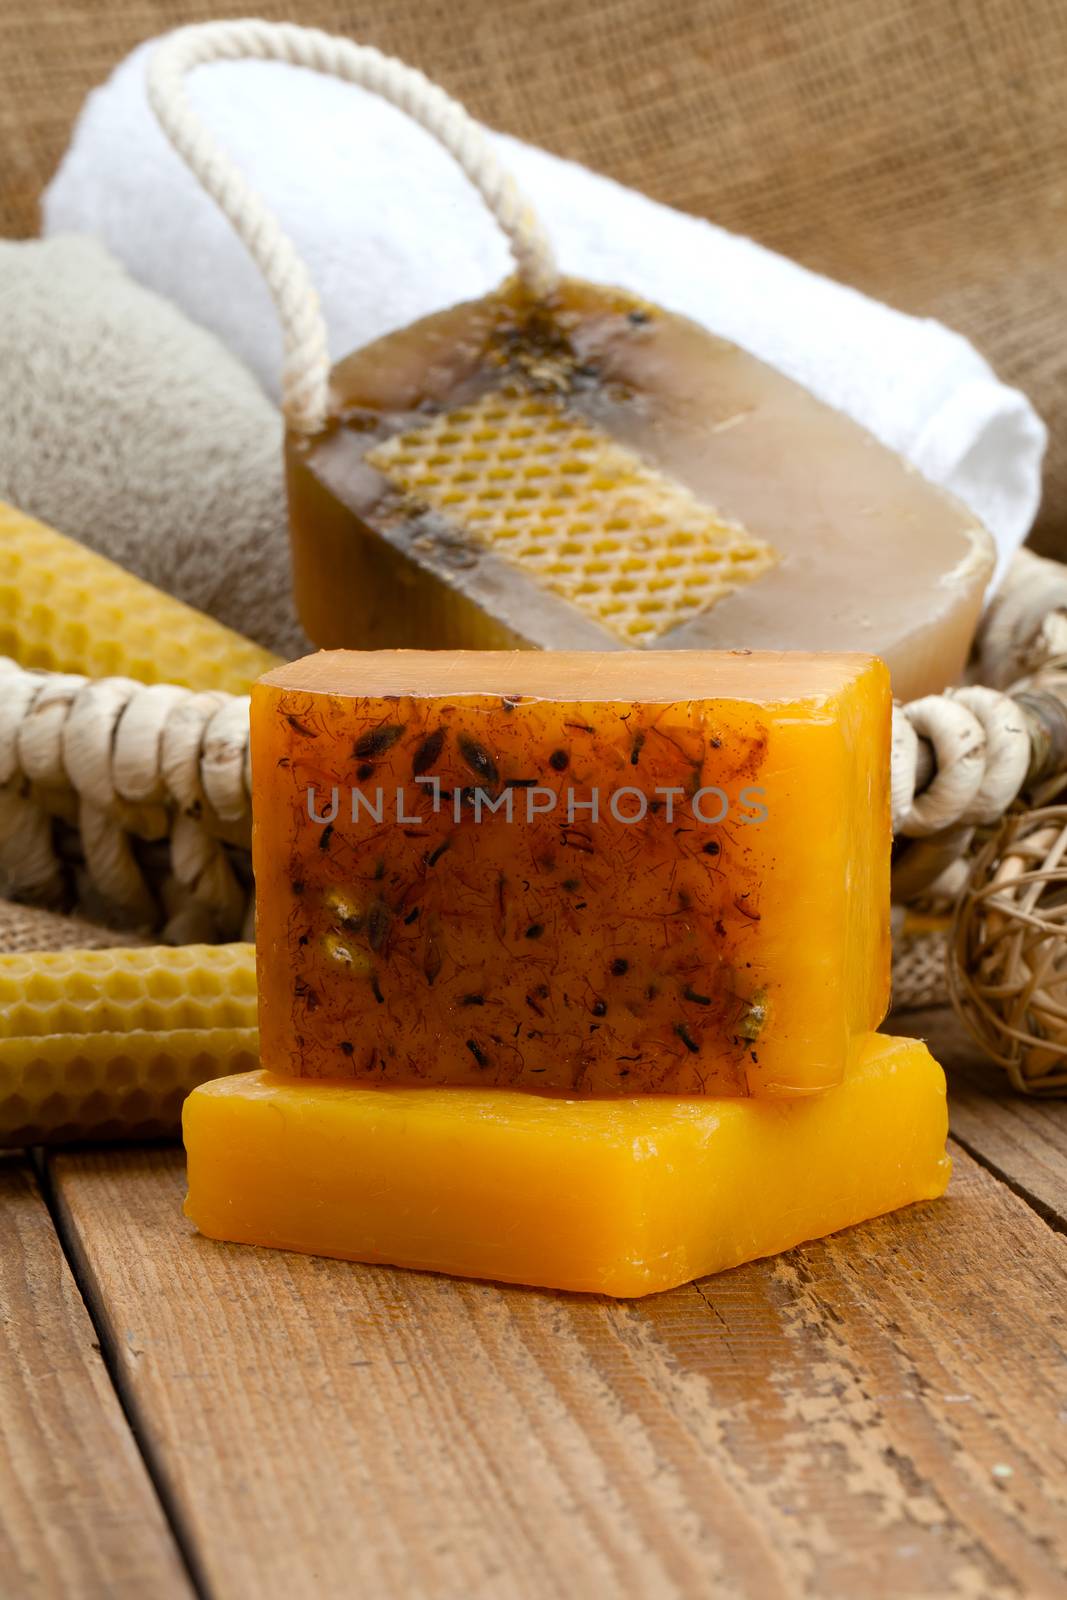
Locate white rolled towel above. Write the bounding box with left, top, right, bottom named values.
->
left=45, top=37, right=1046, bottom=588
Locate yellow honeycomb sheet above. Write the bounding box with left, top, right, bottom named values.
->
left=0, top=943, right=258, bottom=1145
left=367, top=392, right=777, bottom=643
left=0, top=501, right=279, bottom=691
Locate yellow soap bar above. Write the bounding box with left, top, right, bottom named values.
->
left=183, top=1033, right=950, bottom=1297
left=0, top=944, right=258, bottom=1145
left=0, top=501, right=279, bottom=691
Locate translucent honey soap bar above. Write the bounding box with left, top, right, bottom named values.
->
left=184, top=1033, right=950, bottom=1297
left=253, top=649, right=890, bottom=1096
left=286, top=279, right=994, bottom=701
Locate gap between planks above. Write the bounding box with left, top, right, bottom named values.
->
left=0, top=1153, right=194, bottom=1599
left=44, top=1136, right=1067, bottom=1600
left=33, top=1147, right=213, bottom=1600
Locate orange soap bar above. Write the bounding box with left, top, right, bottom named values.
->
left=253, top=650, right=890, bottom=1096
left=183, top=1033, right=951, bottom=1298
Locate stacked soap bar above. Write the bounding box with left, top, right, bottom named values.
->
left=185, top=1035, right=950, bottom=1298
left=184, top=649, right=950, bottom=1296
left=285, top=278, right=993, bottom=700
left=251, top=649, right=891, bottom=1095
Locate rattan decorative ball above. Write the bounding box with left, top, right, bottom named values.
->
left=949, top=774, right=1067, bottom=1095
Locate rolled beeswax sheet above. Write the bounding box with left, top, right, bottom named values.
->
left=252, top=649, right=890, bottom=1097
left=1, top=502, right=279, bottom=691
left=0, top=943, right=258, bottom=1145
left=43, top=40, right=1045, bottom=577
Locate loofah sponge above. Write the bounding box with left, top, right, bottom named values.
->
left=0, top=942, right=258, bottom=1145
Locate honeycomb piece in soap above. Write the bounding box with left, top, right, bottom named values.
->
left=366, top=392, right=777, bottom=644
left=252, top=648, right=891, bottom=1097
left=285, top=278, right=994, bottom=700
left=184, top=1033, right=951, bottom=1298
left=0, top=501, right=279, bottom=691
left=0, top=943, right=258, bottom=1145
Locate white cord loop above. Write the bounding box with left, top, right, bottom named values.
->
left=893, top=697, right=986, bottom=836
left=892, top=687, right=1031, bottom=838
left=947, top=686, right=1031, bottom=824
left=978, top=547, right=1067, bottom=688
left=147, top=20, right=560, bottom=434
left=0, top=660, right=253, bottom=940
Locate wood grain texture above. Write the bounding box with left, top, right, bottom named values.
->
left=0, top=1155, right=193, bottom=1600
left=895, top=1005, right=1067, bottom=1229
left=47, top=1141, right=1067, bottom=1600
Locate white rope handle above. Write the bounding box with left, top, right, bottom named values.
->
left=147, top=20, right=559, bottom=434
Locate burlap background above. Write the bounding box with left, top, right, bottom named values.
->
left=2, top=0, right=1064, bottom=550
left=0, top=900, right=147, bottom=954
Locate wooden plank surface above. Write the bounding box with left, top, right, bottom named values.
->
left=0, top=1155, right=193, bottom=1600
left=895, top=1005, right=1067, bottom=1228
left=46, top=1140, right=1067, bottom=1600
